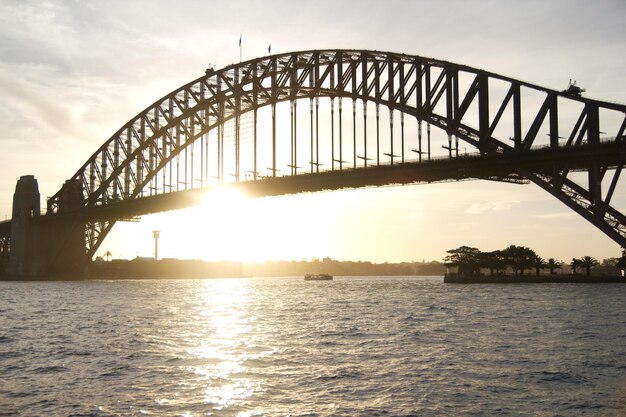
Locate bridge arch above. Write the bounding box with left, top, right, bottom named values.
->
left=45, top=49, right=626, bottom=259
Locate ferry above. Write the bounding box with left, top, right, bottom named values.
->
left=304, top=273, right=333, bottom=281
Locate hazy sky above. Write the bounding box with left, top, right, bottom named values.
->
left=1, top=0, right=625, bottom=263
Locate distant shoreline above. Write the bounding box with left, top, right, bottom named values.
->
left=0, top=274, right=443, bottom=281
left=1, top=257, right=448, bottom=280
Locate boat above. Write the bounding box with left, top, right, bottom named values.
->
left=304, top=273, right=333, bottom=281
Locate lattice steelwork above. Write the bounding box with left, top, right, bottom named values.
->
left=45, top=49, right=626, bottom=258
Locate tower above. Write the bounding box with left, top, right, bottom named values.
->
left=7, top=175, right=40, bottom=276
left=153, top=230, right=160, bottom=260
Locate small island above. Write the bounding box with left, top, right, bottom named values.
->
left=443, top=245, right=626, bottom=283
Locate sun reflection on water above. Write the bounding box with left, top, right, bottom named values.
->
left=187, top=279, right=260, bottom=412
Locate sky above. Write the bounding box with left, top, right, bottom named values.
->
left=1, top=0, right=625, bottom=263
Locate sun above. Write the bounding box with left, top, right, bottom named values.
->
left=201, top=186, right=248, bottom=219
left=194, top=186, right=252, bottom=258
left=189, top=187, right=339, bottom=263
left=98, top=185, right=345, bottom=263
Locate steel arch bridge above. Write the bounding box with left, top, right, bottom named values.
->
left=36, top=49, right=626, bottom=266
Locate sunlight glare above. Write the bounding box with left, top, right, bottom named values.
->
left=187, top=280, right=259, bottom=410
left=189, top=187, right=341, bottom=262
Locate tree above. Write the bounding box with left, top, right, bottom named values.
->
left=617, top=249, right=626, bottom=269
left=481, top=250, right=507, bottom=275
left=104, top=250, right=112, bottom=261
left=592, top=257, right=621, bottom=275
left=616, top=249, right=626, bottom=277
left=579, top=256, right=599, bottom=276
left=570, top=258, right=581, bottom=274
left=444, top=246, right=482, bottom=276
left=547, top=258, right=562, bottom=275
left=531, top=255, right=547, bottom=276
left=502, top=245, right=536, bottom=275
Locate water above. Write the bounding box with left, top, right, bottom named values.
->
left=1, top=276, right=625, bottom=416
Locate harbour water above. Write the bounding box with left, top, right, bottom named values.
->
left=1, top=276, right=625, bottom=416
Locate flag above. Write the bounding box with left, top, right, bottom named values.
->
left=268, top=43, right=271, bottom=55
left=239, top=35, right=242, bottom=47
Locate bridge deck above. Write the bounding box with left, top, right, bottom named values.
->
left=42, top=142, right=624, bottom=223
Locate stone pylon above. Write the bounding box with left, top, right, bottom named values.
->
left=6, top=175, right=88, bottom=278
left=7, top=175, right=40, bottom=277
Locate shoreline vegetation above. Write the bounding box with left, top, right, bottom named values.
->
left=0, top=257, right=448, bottom=280
left=1, top=247, right=624, bottom=281
left=443, top=244, right=626, bottom=283
left=87, top=257, right=447, bottom=279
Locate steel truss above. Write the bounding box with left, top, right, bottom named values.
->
left=44, top=49, right=626, bottom=257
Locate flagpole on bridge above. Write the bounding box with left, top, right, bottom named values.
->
left=239, top=34, right=242, bottom=63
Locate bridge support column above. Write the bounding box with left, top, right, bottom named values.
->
left=6, top=175, right=41, bottom=277
left=34, top=214, right=88, bottom=278
left=6, top=176, right=88, bottom=278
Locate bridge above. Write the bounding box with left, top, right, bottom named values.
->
left=1, top=49, right=625, bottom=277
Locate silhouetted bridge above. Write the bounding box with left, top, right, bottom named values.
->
left=1, top=49, right=625, bottom=277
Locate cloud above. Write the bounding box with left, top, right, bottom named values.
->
left=455, top=222, right=478, bottom=232
left=0, top=69, right=69, bottom=128
left=465, top=200, right=521, bottom=214
left=533, top=212, right=577, bottom=220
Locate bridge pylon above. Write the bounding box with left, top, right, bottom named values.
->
left=4, top=176, right=88, bottom=278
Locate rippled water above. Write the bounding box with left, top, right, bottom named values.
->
left=1, top=276, right=625, bottom=416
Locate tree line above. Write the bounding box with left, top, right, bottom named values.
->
left=444, top=245, right=625, bottom=277
left=243, top=257, right=446, bottom=277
